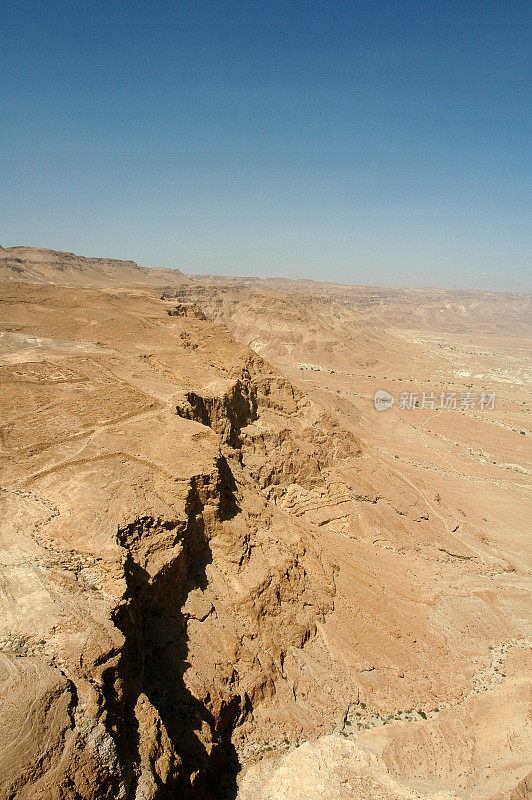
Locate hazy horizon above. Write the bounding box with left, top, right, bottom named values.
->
left=1, top=1, right=530, bottom=292
left=4, top=239, right=532, bottom=295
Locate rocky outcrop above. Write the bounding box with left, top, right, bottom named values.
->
left=176, top=379, right=258, bottom=448
left=105, top=473, right=239, bottom=799
left=0, top=442, right=337, bottom=799
left=176, top=357, right=360, bottom=496
left=103, top=455, right=339, bottom=798
left=166, top=302, right=206, bottom=319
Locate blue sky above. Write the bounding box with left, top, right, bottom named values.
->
left=1, top=1, right=530, bottom=290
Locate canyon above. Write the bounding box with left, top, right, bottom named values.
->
left=0, top=247, right=530, bottom=799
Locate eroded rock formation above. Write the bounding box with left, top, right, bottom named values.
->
left=0, top=264, right=530, bottom=800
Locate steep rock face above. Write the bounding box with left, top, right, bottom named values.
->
left=176, top=356, right=361, bottom=496
left=105, top=472, right=242, bottom=799
left=177, top=379, right=258, bottom=448
left=0, top=433, right=338, bottom=799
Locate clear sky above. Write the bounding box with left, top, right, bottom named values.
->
left=1, top=1, right=530, bottom=290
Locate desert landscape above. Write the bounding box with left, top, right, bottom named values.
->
left=0, top=246, right=530, bottom=799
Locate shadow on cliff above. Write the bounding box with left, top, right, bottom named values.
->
left=108, top=465, right=243, bottom=799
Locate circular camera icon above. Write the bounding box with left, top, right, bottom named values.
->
left=374, top=389, right=395, bottom=412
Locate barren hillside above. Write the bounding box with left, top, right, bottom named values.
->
left=0, top=246, right=186, bottom=288
left=0, top=251, right=530, bottom=800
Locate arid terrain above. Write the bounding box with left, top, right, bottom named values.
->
left=0, top=246, right=530, bottom=800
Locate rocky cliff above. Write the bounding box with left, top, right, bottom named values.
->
left=0, top=285, right=350, bottom=799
